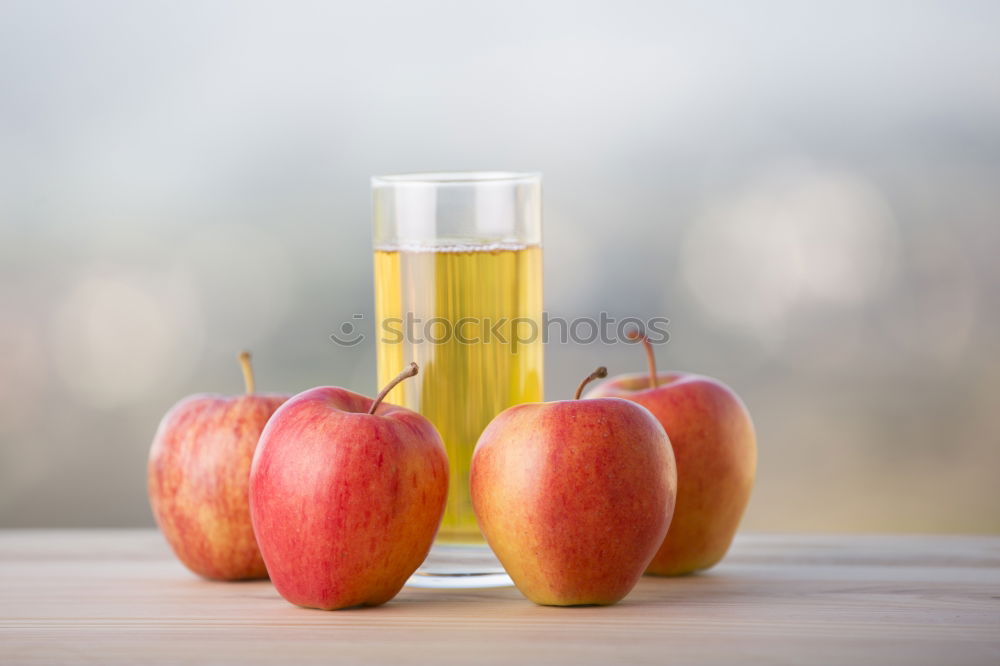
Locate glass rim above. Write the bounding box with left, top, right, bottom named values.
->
left=372, top=171, right=541, bottom=186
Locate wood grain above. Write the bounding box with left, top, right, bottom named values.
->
left=1, top=531, right=998, bottom=665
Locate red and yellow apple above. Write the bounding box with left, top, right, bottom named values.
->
left=148, top=351, right=288, bottom=580
left=249, top=363, right=448, bottom=610
left=586, top=333, right=757, bottom=575
left=471, top=367, right=677, bottom=606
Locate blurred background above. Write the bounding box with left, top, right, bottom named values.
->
left=1, top=0, right=998, bottom=532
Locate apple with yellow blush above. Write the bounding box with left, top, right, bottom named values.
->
left=585, top=333, right=757, bottom=576
left=471, top=367, right=677, bottom=605
left=148, top=352, right=287, bottom=580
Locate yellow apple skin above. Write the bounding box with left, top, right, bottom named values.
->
left=586, top=372, right=756, bottom=576
left=471, top=398, right=677, bottom=606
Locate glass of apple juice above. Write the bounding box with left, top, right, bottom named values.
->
left=371, top=172, right=543, bottom=587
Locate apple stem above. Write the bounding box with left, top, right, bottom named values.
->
left=574, top=366, right=608, bottom=400
left=238, top=351, right=255, bottom=394
left=627, top=328, right=659, bottom=389
left=369, top=362, right=419, bottom=415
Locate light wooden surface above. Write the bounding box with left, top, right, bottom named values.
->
left=1, top=531, right=998, bottom=665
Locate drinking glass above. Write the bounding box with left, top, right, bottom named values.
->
left=372, top=172, right=543, bottom=586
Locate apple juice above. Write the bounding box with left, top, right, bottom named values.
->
left=374, top=243, right=543, bottom=543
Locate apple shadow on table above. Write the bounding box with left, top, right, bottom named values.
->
left=175, top=567, right=755, bottom=612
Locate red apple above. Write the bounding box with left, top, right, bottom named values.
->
left=585, top=332, right=757, bottom=575
left=471, top=367, right=677, bottom=606
left=249, top=362, right=448, bottom=610
left=148, top=351, right=288, bottom=580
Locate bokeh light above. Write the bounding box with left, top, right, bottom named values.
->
left=680, top=162, right=899, bottom=345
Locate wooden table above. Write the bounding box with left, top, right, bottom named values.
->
left=1, top=531, right=998, bottom=665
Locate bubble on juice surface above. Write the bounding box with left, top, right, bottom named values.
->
left=375, top=241, right=538, bottom=254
